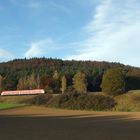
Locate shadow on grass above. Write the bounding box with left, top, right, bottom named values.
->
left=0, top=113, right=140, bottom=140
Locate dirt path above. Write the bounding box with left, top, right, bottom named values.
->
left=0, top=106, right=140, bottom=140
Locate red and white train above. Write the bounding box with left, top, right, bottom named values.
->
left=1, top=89, right=45, bottom=96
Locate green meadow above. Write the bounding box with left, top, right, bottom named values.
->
left=0, top=103, right=24, bottom=110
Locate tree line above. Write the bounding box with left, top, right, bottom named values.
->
left=0, top=58, right=140, bottom=94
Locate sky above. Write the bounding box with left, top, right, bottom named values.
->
left=0, top=0, right=140, bottom=67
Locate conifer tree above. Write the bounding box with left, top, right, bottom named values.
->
left=0, top=75, right=2, bottom=92
left=52, top=70, right=61, bottom=92
left=29, top=73, right=37, bottom=89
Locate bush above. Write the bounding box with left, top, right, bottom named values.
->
left=47, top=93, right=116, bottom=111
left=46, top=93, right=71, bottom=108
left=21, top=94, right=53, bottom=105
left=65, top=86, right=75, bottom=94
left=44, top=86, right=53, bottom=94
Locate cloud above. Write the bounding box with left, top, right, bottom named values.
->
left=0, top=49, right=14, bottom=62
left=25, top=38, right=54, bottom=58
left=67, top=0, right=140, bottom=67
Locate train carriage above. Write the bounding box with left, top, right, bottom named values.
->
left=1, top=89, right=45, bottom=96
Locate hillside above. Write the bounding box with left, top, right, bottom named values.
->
left=0, top=58, right=140, bottom=92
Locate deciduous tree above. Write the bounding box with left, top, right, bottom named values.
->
left=73, top=72, right=87, bottom=94
left=61, top=75, right=67, bottom=94
left=101, top=68, right=126, bottom=96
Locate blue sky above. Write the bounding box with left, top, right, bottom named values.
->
left=0, top=0, right=140, bottom=67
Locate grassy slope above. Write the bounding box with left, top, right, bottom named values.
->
left=0, top=95, right=38, bottom=103
left=113, top=90, right=140, bottom=112
left=0, top=95, right=37, bottom=110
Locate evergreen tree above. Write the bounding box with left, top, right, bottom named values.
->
left=52, top=70, right=61, bottom=93
left=28, top=73, right=37, bottom=89
left=0, top=75, right=2, bottom=92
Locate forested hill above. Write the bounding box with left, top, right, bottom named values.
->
left=0, top=58, right=140, bottom=92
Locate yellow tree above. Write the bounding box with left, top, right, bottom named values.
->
left=73, top=72, right=87, bottom=94
left=61, top=75, right=67, bottom=94
left=101, top=68, right=126, bottom=96
left=53, top=70, right=60, bottom=80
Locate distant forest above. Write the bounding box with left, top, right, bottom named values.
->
left=0, top=58, right=140, bottom=92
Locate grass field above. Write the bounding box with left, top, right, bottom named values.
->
left=0, top=103, right=24, bottom=110
left=113, top=90, right=140, bottom=111
left=0, top=95, right=38, bottom=103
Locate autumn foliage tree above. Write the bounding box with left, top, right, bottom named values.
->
left=61, top=75, right=67, bottom=94
left=101, top=68, right=126, bottom=96
left=17, top=73, right=37, bottom=90
left=17, top=77, right=28, bottom=90
left=73, top=72, right=87, bottom=94
left=53, top=70, right=60, bottom=80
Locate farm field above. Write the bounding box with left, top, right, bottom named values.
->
left=0, top=106, right=140, bottom=140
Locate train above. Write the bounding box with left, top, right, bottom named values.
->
left=1, top=89, right=45, bottom=96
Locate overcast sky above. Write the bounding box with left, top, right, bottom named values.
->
left=0, top=0, right=140, bottom=67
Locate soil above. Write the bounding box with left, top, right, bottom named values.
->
left=0, top=106, right=140, bottom=140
